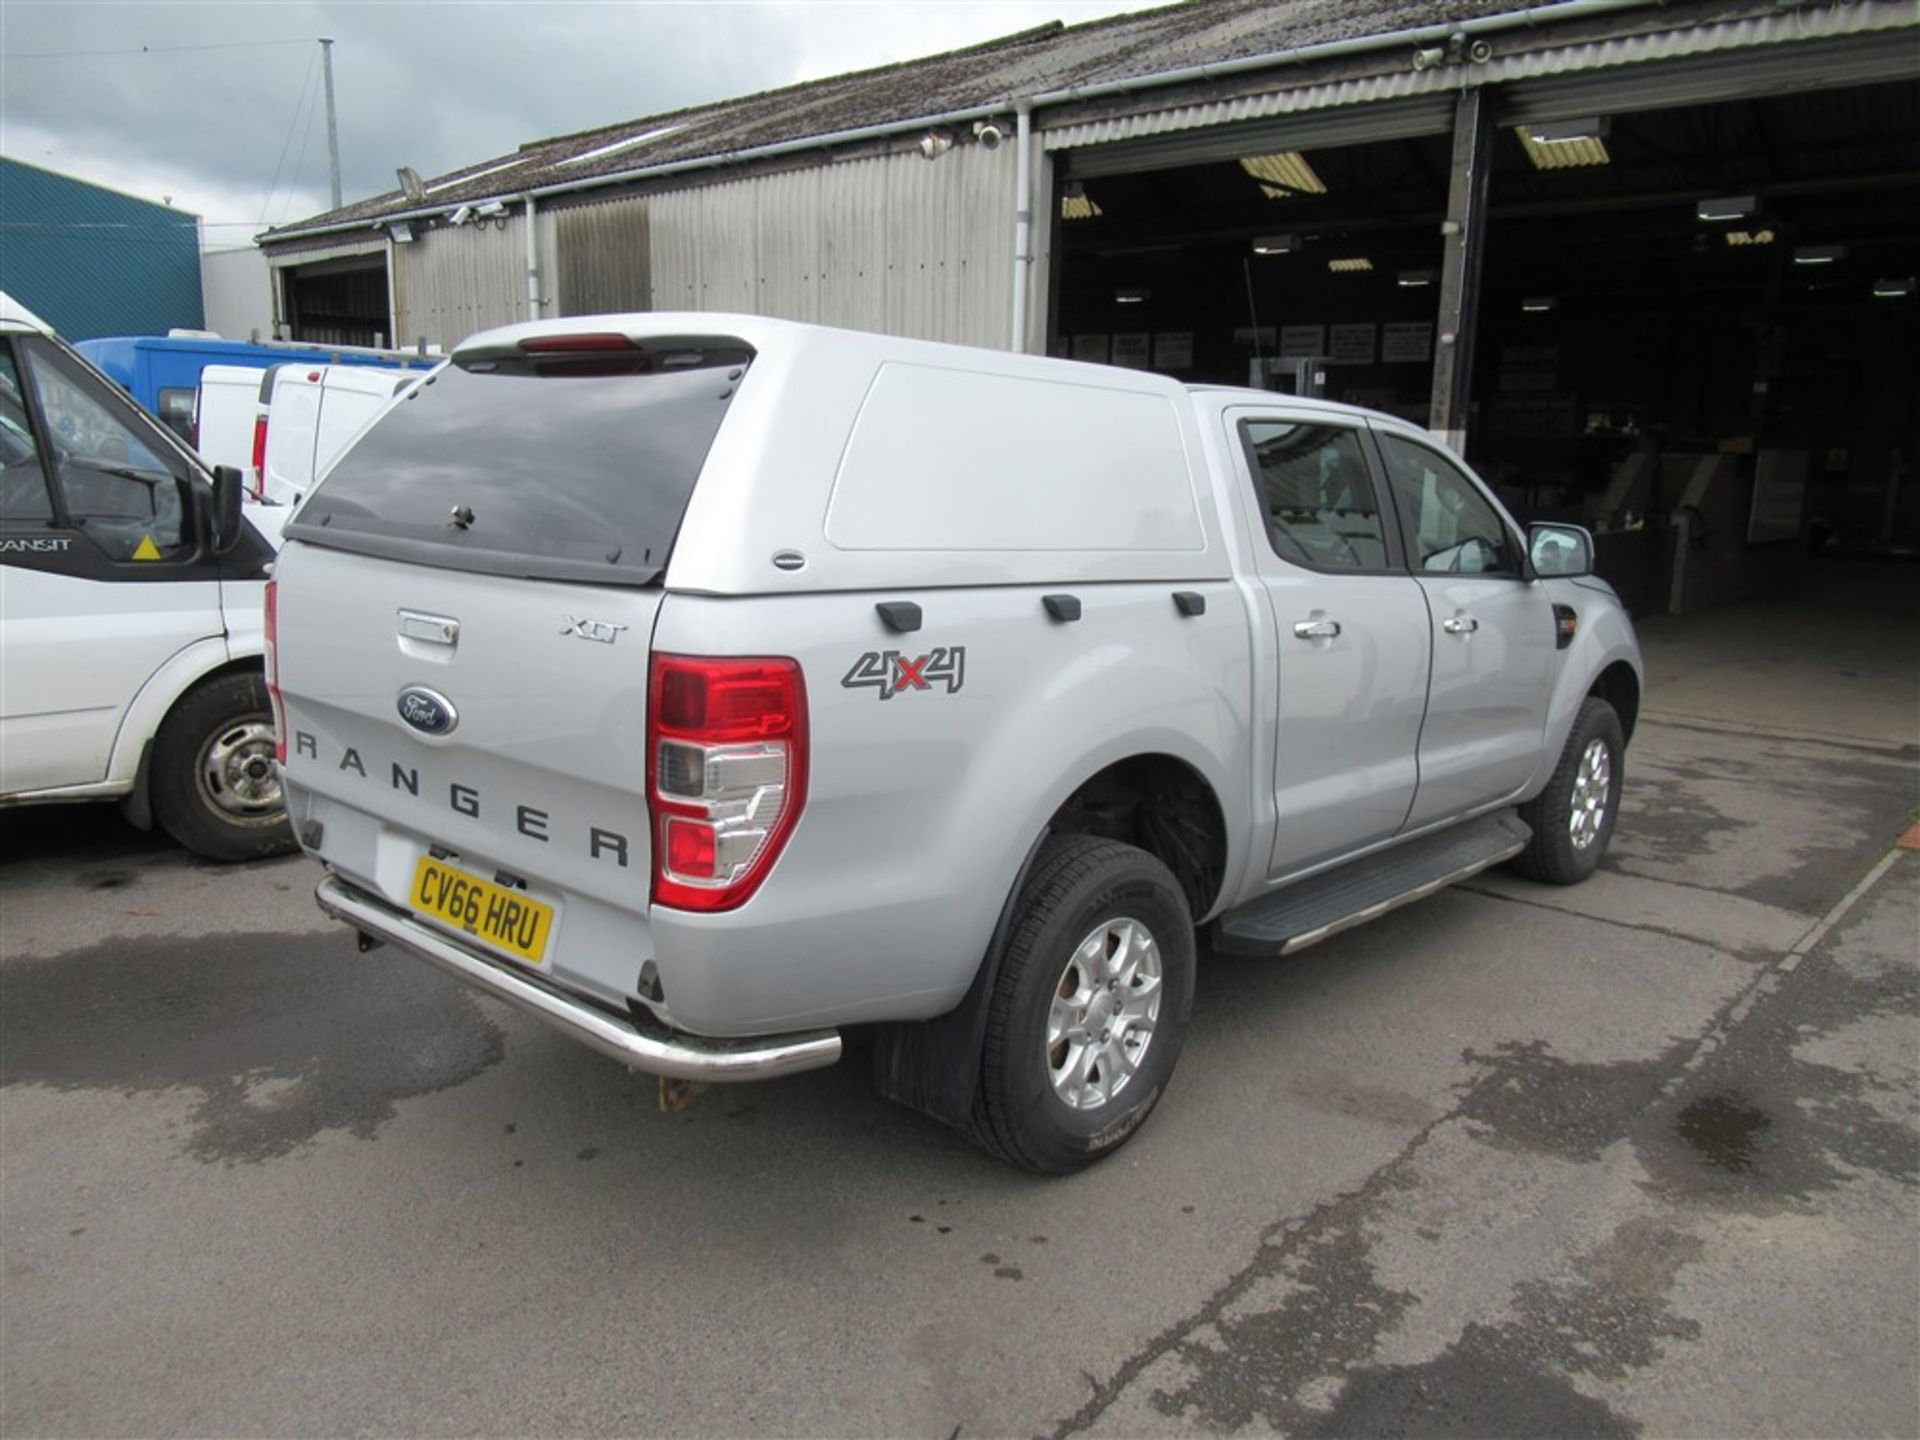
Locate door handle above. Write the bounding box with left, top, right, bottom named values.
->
left=1293, top=618, right=1342, bottom=640
left=1443, top=615, right=1479, bottom=635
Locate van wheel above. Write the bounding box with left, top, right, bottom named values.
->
left=968, top=835, right=1195, bottom=1174
left=1512, top=696, right=1624, bottom=885
left=151, top=672, right=295, bottom=863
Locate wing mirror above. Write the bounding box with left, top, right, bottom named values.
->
left=210, top=463, right=246, bottom=554
left=1527, top=521, right=1595, bottom=579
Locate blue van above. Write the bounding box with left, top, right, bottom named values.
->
left=74, top=334, right=437, bottom=444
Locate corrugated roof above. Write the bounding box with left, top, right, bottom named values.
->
left=260, top=0, right=1908, bottom=243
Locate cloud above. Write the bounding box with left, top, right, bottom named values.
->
left=1, top=0, right=1163, bottom=246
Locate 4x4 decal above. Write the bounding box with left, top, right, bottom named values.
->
left=841, top=646, right=966, bottom=701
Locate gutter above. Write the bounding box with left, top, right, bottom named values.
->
left=262, top=0, right=1663, bottom=246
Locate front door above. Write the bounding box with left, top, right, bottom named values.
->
left=1226, top=408, right=1432, bottom=877
left=1372, top=427, right=1557, bottom=829
left=0, top=336, right=224, bottom=795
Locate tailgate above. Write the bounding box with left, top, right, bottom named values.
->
left=274, top=542, right=660, bottom=1002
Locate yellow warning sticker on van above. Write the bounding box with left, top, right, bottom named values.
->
left=131, top=535, right=163, bottom=561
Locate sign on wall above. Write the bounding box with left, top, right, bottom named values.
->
left=1111, top=332, right=1151, bottom=369
left=1382, top=322, right=1433, bottom=364
left=1071, top=334, right=1110, bottom=363
left=1328, top=323, right=1378, bottom=365
left=1153, top=331, right=1194, bottom=370
left=1278, top=324, right=1325, bottom=358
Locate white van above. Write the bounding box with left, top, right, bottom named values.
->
left=0, top=296, right=293, bottom=861
left=259, top=363, right=426, bottom=507
left=194, top=363, right=268, bottom=491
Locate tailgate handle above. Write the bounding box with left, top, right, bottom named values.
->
left=398, top=610, right=460, bottom=646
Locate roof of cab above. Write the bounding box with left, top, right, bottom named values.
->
left=0, top=292, right=54, bottom=334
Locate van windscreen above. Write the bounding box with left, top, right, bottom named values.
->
left=286, top=339, right=750, bottom=585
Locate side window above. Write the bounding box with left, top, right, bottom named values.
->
left=1377, top=432, right=1515, bottom=576
left=1240, top=420, right=1390, bottom=571
left=0, top=346, right=54, bottom=524
left=18, top=340, right=190, bottom=561
left=157, top=386, right=196, bottom=445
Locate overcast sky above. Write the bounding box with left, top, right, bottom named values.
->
left=1, top=0, right=1164, bottom=247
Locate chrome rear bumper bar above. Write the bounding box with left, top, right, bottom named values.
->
left=314, top=874, right=843, bottom=1082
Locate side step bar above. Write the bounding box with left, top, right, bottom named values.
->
left=1215, top=812, right=1532, bottom=956
left=315, top=874, right=843, bottom=1082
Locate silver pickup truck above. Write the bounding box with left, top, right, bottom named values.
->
left=270, top=314, right=1641, bottom=1172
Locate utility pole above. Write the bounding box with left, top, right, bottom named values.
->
left=320, top=37, right=342, bottom=210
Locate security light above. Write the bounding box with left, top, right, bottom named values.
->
left=1114, top=287, right=1150, bottom=304
left=1872, top=277, right=1914, bottom=299
left=1696, top=195, right=1756, bottom=223
left=1521, top=296, right=1558, bottom=313
left=1397, top=269, right=1435, bottom=288
left=388, top=221, right=414, bottom=244
left=1251, top=234, right=1297, bottom=255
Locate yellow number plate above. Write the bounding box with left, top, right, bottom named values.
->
left=410, top=857, right=554, bottom=966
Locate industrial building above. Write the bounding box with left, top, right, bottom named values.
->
left=257, top=0, right=1920, bottom=607
left=0, top=157, right=204, bottom=340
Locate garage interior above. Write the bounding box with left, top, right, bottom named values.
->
left=1050, top=75, right=1920, bottom=615
left=277, top=253, right=391, bottom=348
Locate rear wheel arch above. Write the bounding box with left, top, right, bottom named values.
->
left=1045, top=752, right=1229, bottom=922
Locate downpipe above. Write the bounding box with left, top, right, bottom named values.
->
left=1011, top=101, right=1033, bottom=353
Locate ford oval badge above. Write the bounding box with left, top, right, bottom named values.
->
left=397, top=686, right=458, bottom=736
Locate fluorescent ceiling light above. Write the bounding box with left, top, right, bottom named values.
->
left=1521, top=296, right=1558, bottom=313
left=1697, top=195, right=1757, bottom=222
left=1793, top=243, right=1846, bottom=265
left=1724, top=229, right=1776, bottom=247
left=1061, top=182, right=1102, bottom=221
left=1251, top=234, right=1297, bottom=255
left=1114, top=287, right=1150, bottom=304
left=1239, top=152, right=1327, bottom=196
left=1872, top=277, right=1914, bottom=299
left=1326, top=257, right=1372, bottom=273
left=1517, top=119, right=1611, bottom=171
left=1397, top=269, right=1434, bottom=288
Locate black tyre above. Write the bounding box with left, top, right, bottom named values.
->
left=969, top=835, right=1196, bottom=1174
left=150, top=671, right=295, bottom=863
left=1511, top=696, right=1624, bottom=885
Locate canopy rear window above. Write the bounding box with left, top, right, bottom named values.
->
left=287, top=336, right=751, bottom=584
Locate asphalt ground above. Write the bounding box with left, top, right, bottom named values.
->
left=2, top=712, right=1915, bottom=1437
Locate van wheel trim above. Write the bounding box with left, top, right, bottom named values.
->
left=196, top=717, right=283, bottom=820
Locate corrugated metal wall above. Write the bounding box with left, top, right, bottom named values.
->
left=646, top=143, right=1014, bottom=347
left=554, top=197, right=650, bottom=316
left=391, top=213, right=531, bottom=349
left=0, top=157, right=203, bottom=340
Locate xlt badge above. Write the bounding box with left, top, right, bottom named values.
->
left=562, top=615, right=627, bottom=644
left=396, top=686, right=458, bottom=736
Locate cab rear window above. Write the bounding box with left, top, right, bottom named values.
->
left=287, top=337, right=750, bottom=585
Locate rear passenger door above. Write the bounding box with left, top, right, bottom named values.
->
left=1372, top=427, right=1556, bottom=827
left=1226, top=408, right=1432, bottom=876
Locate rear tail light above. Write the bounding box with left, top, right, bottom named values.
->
left=250, top=415, right=268, bottom=497
left=264, top=580, right=286, bottom=764
left=646, top=654, right=807, bottom=912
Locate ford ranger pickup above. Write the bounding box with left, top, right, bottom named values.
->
left=269, top=314, right=1642, bottom=1172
